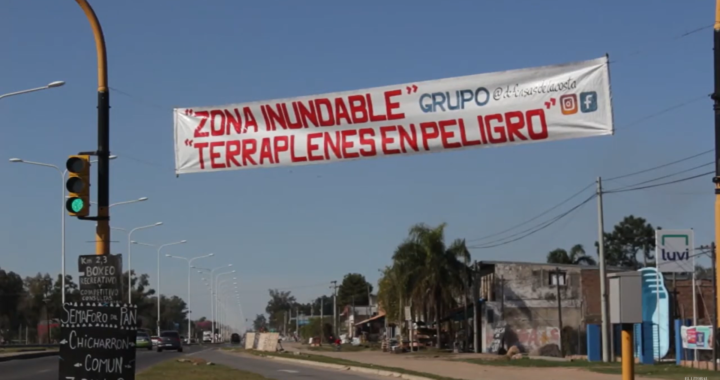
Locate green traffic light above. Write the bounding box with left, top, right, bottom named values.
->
left=67, top=198, right=85, bottom=213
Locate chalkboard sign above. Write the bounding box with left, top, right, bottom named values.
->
left=78, top=254, right=122, bottom=303
left=59, top=302, right=137, bottom=380
left=488, top=324, right=506, bottom=354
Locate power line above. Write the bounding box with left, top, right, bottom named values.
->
left=468, top=194, right=596, bottom=249
left=605, top=149, right=713, bottom=181
left=606, top=161, right=713, bottom=191
left=467, top=182, right=594, bottom=243
left=614, top=94, right=708, bottom=132
left=605, top=171, right=713, bottom=194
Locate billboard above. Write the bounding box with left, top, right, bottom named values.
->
left=656, top=229, right=694, bottom=273
left=681, top=325, right=714, bottom=350
left=173, top=56, right=613, bottom=175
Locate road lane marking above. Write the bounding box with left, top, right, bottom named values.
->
left=36, top=369, right=51, bottom=373
left=278, top=370, right=299, bottom=373
left=186, top=347, right=213, bottom=356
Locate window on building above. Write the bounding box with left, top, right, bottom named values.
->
left=550, top=271, right=566, bottom=286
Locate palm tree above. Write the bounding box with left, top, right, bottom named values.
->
left=546, top=244, right=596, bottom=265
left=392, top=223, right=470, bottom=347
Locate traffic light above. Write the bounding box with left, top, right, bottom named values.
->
left=65, top=155, right=91, bottom=217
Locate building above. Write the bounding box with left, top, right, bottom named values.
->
left=476, top=260, right=625, bottom=354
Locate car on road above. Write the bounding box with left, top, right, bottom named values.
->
left=230, top=333, right=241, bottom=345
left=136, top=331, right=152, bottom=350
left=157, top=330, right=183, bottom=352
left=150, top=336, right=160, bottom=346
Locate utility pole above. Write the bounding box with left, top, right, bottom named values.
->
left=75, top=0, right=111, bottom=256
left=597, top=176, right=610, bottom=362
left=712, top=242, right=718, bottom=371
left=714, top=0, right=720, bottom=333
left=320, top=297, right=324, bottom=344
left=352, top=295, right=356, bottom=338
left=331, top=281, right=338, bottom=337
left=555, top=267, right=564, bottom=356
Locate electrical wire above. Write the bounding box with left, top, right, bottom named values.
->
left=467, top=182, right=595, bottom=243
left=605, top=171, right=713, bottom=193
left=468, top=194, right=596, bottom=249
left=604, top=149, right=713, bottom=181
left=606, top=161, right=713, bottom=191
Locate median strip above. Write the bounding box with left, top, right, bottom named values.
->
left=137, top=359, right=271, bottom=380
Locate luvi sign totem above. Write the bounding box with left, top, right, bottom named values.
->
left=655, top=229, right=694, bottom=273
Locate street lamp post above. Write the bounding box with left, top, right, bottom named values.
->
left=166, top=253, right=214, bottom=343
left=217, top=279, right=237, bottom=340
left=215, top=273, right=236, bottom=342
left=111, top=222, right=162, bottom=303
left=9, top=155, right=117, bottom=303
left=0, top=81, right=65, bottom=100
left=195, top=265, right=233, bottom=343
left=133, top=240, right=187, bottom=335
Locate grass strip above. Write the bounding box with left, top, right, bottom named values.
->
left=223, top=348, right=461, bottom=380
left=137, top=359, right=272, bottom=380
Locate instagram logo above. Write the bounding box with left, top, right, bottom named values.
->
left=559, top=94, right=578, bottom=115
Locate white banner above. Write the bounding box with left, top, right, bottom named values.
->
left=173, top=56, right=613, bottom=175
left=656, top=229, right=694, bottom=273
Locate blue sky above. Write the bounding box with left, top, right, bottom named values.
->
left=1, top=1, right=714, bottom=328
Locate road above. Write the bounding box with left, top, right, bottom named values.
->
left=197, top=349, right=391, bottom=380
left=0, top=345, right=208, bottom=380
left=1, top=346, right=390, bottom=380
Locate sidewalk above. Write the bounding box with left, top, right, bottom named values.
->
left=282, top=343, right=630, bottom=380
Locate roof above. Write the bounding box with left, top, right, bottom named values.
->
left=354, top=313, right=386, bottom=326
left=475, top=260, right=628, bottom=272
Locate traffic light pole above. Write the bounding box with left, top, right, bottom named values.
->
left=714, top=0, right=720, bottom=328
left=76, top=0, right=111, bottom=256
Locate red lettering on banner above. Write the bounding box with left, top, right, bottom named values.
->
left=420, top=122, right=439, bottom=151
left=307, top=132, right=324, bottom=162
left=439, top=119, right=461, bottom=149
left=274, top=136, right=289, bottom=163
left=315, top=99, right=334, bottom=127
left=244, top=107, right=258, bottom=133
left=380, top=126, right=400, bottom=155
left=324, top=132, right=342, bottom=161
left=478, top=108, right=549, bottom=145
left=290, top=135, right=307, bottom=163
left=194, top=111, right=210, bottom=138
left=209, top=141, right=225, bottom=169
left=226, top=140, right=241, bottom=167
left=358, top=128, right=376, bottom=157
left=189, top=108, right=549, bottom=170
left=384, top=90, right=404, bottom=120
left=341, top=129, right=359, bottom=159
left=259, top=138, right=274, bottom=164
left=241, top=140, right=257, bottom=166
left=194, top=142, right=208, bottom=169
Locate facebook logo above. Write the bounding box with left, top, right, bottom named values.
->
left=580, top=91, right=598, bottom=113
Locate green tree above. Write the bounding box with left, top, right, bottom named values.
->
left=546, top=244, right=596, bottom=265
left=265, top=289, right=295, bottom=330
left=253, top=314, right=267, bottom=331
left=338, top=273, right=373, bottom=307
left=391, top=222, right=471, bottom=347
left=595, top=215, right=657, bottom=269
left=0, top=268, right=24, bottom=340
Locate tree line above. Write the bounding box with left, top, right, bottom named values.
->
left=254, top=222, right=473, bottom=348
left=0, top=267, right=195, bottom=343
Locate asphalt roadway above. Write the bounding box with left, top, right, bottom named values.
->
left=1, top=346, right=390, bottom=380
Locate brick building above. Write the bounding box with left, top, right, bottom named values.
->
left=476, top=260, right=715, bottom=355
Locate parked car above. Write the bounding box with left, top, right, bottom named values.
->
left=136, top=331, right=152, bottom=350
left=230, top=333, right=241, bottom=345
left=157, top=330, right=183, bottom=352
left=150, top=336, right=161, bottom=346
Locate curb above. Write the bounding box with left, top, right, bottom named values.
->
left=235, top=351, right=434, bottom=380
left=0, top=350, right=59, bottom=362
